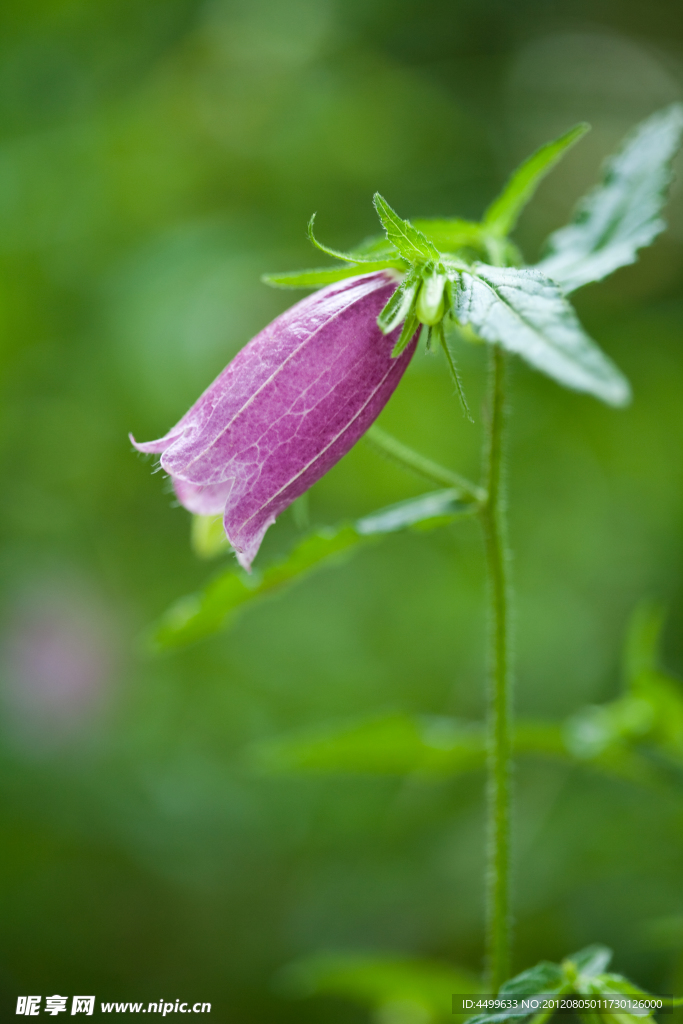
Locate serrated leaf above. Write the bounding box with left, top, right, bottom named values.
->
left=277, top=951, right=481, bottom=1020
left=537, top=104, right=683, bottom=292
left=307, top=213, right=404, bottom=265
left=263, top=263, right=402, bottom=289
left=484, top=123, right=590, bottom=237
left=453, top=264, right=631, bottom=406
left=377, top=266, right=420, bottom=332
left=373, top=193, right=441, bottom=263
left=147, top=490, right=474, bottom=651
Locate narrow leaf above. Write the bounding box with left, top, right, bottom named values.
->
left=484, top=123, right=590, bottom=237
left=453, top=264, right=631, bottom=406
left=373, top=193, right=441, bottom=263
left=391, top=307, right=420, bottom=357
left=538, top=103, right=683, bottom=292
left=438, top=321, right=473, bottom=422
left=307, top=213, right=403, bottom=265
left=148, top=490, right=473, bottom=651
left=248, top=713, right=667, bottom=788
left=263, top=263, right=402, bottom=289
left=377, top=266, right=420, bottom=333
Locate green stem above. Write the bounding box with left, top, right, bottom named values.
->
left=364, top=425, right=485, bottom=503
left=479, top=344, right=512, bottom=991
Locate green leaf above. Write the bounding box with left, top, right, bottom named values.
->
left=499, top=961, right=565, bottom=998
left=623, top=600, right=666, bottom=685
left=262, top=263, right=401, bottom=289
left=377, top=266, right=420, bottom=333
left=356, top=489, right=472, bottom=534
left=248, top=715, right=576, bottom=778
left=250, top=715, right=488, bottom=777
left=412, top=217, right=487, bottom=255
left=307, top=213, right=404, bottom=265
left=373, top=193, right=441, bottom=263
left=438, top=321, right=473, bottom=422
left=148, top=490, right=473, bottom=651
left=484, top=123, right=590, bottom=237
left=249, top=712, right=669, bottom=789
left=391, top=307, right=420, bottom=357
left=537, top=104, right=683, bottom=292
left=277, top=951, right=481, bottom=1021
left=452, top=264, right=631, bottom=406
left=564, top=946, right=612, bottom=979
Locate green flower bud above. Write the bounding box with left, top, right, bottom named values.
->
left=416, top=271, right=446, bottom=326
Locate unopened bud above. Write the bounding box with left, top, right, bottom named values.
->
left=416, top=272, right=446, bottom=326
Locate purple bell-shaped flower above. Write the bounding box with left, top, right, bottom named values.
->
left=132, top=271, right=417, bottom=570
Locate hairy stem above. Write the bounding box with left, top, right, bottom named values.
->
left=364, top=425, right=485, bottom=503
left=479, top=344, right=512, bottom=990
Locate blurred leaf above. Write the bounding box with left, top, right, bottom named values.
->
left=483, top=123, right=590, bottom=238
left=250, top=714, right=487, bottom=776
left=623, top=600, right=666, bottom=684
left=263, top=264, right=401, bottom=288
left=250, top=713, right=672, bottom=790
left=277, top=951, right=481, bottom=1022
left=374, top=194, right=441, bottom=263
left=190, top=514, right=230, bottom=560
left=412, top=218, right=486, bottom=256
left=499, top=960, right=565, bottom=997
left=452, top=265, right=631, bottom=407
left=537, top=104, right=683, bottom=293
left=565, top=946, right=612, bottom=978
left=148, top=490, right=474, bottom=651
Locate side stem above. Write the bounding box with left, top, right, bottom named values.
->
left=479, top=343, right=512, bottom=991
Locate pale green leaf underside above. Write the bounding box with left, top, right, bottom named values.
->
left=453, top=264, right=631, bottom=406
left=484, top=122, right=590, bottom=237
left=538, top=103, right=683, bottom=293
left=148, top=490, right=473, bottom=651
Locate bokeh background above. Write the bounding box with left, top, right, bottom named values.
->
left=1, top=0, right=683, bottom=1019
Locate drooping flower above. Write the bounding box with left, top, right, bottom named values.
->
left=132, top=271, right=418, bottom=570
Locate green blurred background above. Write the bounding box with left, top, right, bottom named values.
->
left=1, top=0, right=683, bottom=1018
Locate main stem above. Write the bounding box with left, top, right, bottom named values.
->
left=479, top=344, right=512, bottom=991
